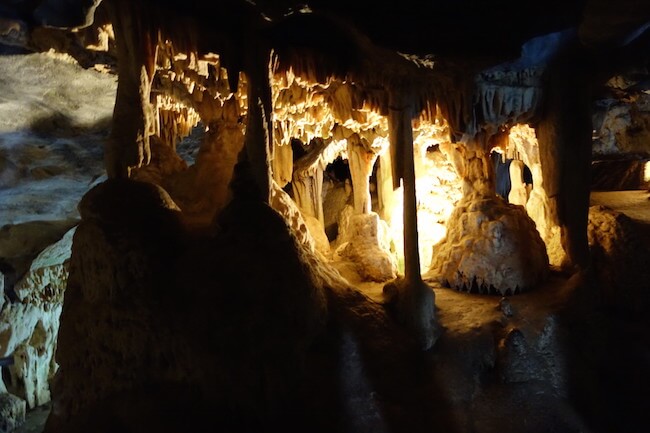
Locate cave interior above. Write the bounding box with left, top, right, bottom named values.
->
left=1, top=0, right=650, bottom=432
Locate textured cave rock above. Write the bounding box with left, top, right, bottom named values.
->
left=429, top=196, right=549, bottom=295
left=593, top=82, right=650, bottom=156
left=496, top=316, right=564, bottom=386
left=3, top=2, right=650, bottom=433
left=0, top=393, right=26, bottom=433
left=269, top=180, right=324, bottom=255
left=45, top=178, right=334, bottom=432
left=0, top=227, right=74, bottom=409
left=505, top=124, right=565, bottom=266
left=0, top=219, right=77, bottom=283
left=587, top=205, right=650, bottom=312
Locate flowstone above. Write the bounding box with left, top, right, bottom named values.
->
left=428, top=195, right=548, bottom=295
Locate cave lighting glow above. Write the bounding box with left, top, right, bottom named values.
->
left=387, top=135, right=461, bottom=273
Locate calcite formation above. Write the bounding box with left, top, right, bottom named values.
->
left=0, top=227, right=74, bottom=409
left=429, top=196, right=549, bottom=295
left=334, top=209, right=397, bottom=282
left=2, top=1, right=649, bottom=431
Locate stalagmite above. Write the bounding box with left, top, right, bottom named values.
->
left=508, top=159, right=529, bottom=206
left=430, top=134, right=549, bottom=294
left=376, top=152, right=396, bottom=224
left=384, top=91, right=437, bottom=351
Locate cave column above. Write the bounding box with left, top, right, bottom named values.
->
left=347, top=134, right=378, bottom=215
left=389, top=103, right=420, bottom=281
left=385, top=90, right=437, bottom=350
left=105, top=3, right=157, bottom=178
left=376, top=149, right=396, bottom=224
left=292, top=166, right=325, bottom=225
left=536, top=45, right=592, bottom=270
left=242, top=42, right=273, bottom=204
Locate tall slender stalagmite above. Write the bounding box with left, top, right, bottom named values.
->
left=385, top=90, right=437, bottom=350
left=389, top=96, right=420, bottom=282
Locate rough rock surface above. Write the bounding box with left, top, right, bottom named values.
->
left=587, top=205, right=650, bottom=312
left=335, top=208, right=397, bottom=282
left=0, top=227, right=74, bottom=409
left=428, top=195, right=549, bottom=295
left=45, top=179, right=330, bottom=433
left=0, top=51, right=114, bottom=226
left=0, top=393, right=26, bottom=433
left=0, top=219, right=77, bottom=280
left=593, top=92, right=650, bottom=156
left=270, top=181, right=318, bottom=254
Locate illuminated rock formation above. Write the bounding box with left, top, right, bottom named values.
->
left=429, top=195, right=549, bottom=295
left=1, top=1, right=649, bottom=432
left=0, top=228, right=74, bottom=408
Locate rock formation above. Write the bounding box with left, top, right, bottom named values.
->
left=429, top=196, right=549, bottom=295
left=0, top=0, right=650, bottom=432
left=0, top=227, right=74, bottom=409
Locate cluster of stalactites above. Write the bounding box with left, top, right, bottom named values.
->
left=271, top=68, right=388, bottom=150
left=151, top=39, right=248, bottom=148
left=154, top=95, right=201, bottom=148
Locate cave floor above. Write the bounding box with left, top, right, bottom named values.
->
left=590, top=190, right=650, bottom=223
left=14, top=403, right=50, bottom=433
left=591, top=190, right=650, bottom=242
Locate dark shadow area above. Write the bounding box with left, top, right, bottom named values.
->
left=558, top=264, right=650, bottom=433
left=291, top=288, right=461, bottom=433
left=591, top=156, right=650, bottom=191
left=28, top=112, right=112, bottom=139
left=0, top=42, right=31, bottom=55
